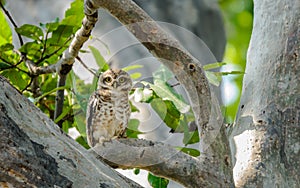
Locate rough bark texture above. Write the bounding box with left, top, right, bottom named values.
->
left=0, top=76, right=142, bottom=188
left=229, top=0, right=299, bottom=187
left=91, top=136, right=232, bottom=188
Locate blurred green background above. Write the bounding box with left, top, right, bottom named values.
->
left=219, top=0, right=253, bottom=123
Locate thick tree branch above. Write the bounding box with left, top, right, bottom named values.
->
left=0, top=76, right=142, bottom=187
left=91, top=138, right=230, bottom=187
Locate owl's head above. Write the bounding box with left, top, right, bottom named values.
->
left=98, top=69, right=132, bottom=91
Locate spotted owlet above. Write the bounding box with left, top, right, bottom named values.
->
left=86, top=69, right=132, bottom=147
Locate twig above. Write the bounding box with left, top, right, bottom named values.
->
left=0, top=56, right=30, bottom=75
left=0, top=2, right=23, bottom=46
left=14, top=50, right=57, bottom=75
left=21, top=77, right=34, bottom=92
left=39, top=31, right=49, bottom=60
left=36, top=36, right=73, bottom=65
left=76, top=56, right=97, bottom=76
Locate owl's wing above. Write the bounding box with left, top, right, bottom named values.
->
left=86, top=93, right=98, bottom=147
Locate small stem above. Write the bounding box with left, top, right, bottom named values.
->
left=36, top=37, right=73, bottom=65
left=76, top=56, right=97, bottom=76
left=0, top=2, right=24, bottom=46
left=54, top=74, right=67, bottom=128
left=21, top=77, right=34, bottom=92
left=40, top=31, right=49, bottom=60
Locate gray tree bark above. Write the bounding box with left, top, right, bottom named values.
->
left=0, top=76, right=142, bottom=188
left=229, top=0, right=299, bottom=187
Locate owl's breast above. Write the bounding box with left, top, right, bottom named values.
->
left=86, top=90, right=131, bottom=146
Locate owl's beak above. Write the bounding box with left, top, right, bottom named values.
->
left=113, top=82, right=117, bottom=88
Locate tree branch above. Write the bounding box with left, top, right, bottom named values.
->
left=91, top=138, right=228, bottom=187
left=0, top=75, right=142, bottom=187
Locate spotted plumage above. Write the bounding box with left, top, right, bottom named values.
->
left=86, top=69, right=132, bottom=147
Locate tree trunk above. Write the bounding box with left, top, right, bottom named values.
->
left=230, top=0, right=299, bottom=187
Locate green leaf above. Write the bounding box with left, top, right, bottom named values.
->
left=91, top=72, right=100, bottom=91
left=40, top=74, right=58, bottom=93
left=133, top=88, right=153, bottom=103
left=148, top=173, right=169, bottom=188
left=61, top=15, right=83, bottom=29
left=153, top=65, right=173, bottom=82
left=133, top=168, right=140, bottom=175
left=15, top=24, right=43, bottom=41
left=0, top=46, right=19, bottom=69
left=76, top=136, right=90, bottom=149
left=126, top=119, right=142, bottom=138
left=0, top=43, right=14, bottom=51
left=61, top=0, right=84, bottom=28
left=129, top=101, right=139, bottom=112
left=34, top=86, right=70, bottom=103
left=150, top=98, right=181, bottom=131
left=183, top=130, right=199, bottom=145
left=122, top=64, right=143, bottom=72
left=1, top=69, right=28, bottom=90
left=0, top=61, right=10, bottom=69
left=129, top=72, right=142, bottom=80
left=54, top=105, right=72, bottom=123
left=74, top=114, right=87, bottom=137
left=65, top=0, right=84, bottom=17
left=203, top=62, right=226, bottom=70
left=19, top=41, right=42, bottom=60
left=45, top=19, right=60, bottom=32
left=0, top=10, right=12, bottom=46
left=89, top=45, right=109, bottom=72
left=175, top=147, right=200, bottom=157
left=50, top=24, right=74, bottom=45
left=66, top=71, right=93, bottom=110
left=143, top=80, right=190, bottom=113
left=62, top=119, right=72, bottom=133
left=219, top=71, right=245, bottom=75
left=205, top=71, right=222, bottom=87
left=93, top=37, right=111, bottom=55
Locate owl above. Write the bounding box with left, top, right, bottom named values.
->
left=86, top=69, right=133, bottom=147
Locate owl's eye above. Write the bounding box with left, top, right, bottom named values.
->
left=104, top=77, right=112, bottom=83
left=119, top=77, right=126, bottom=83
